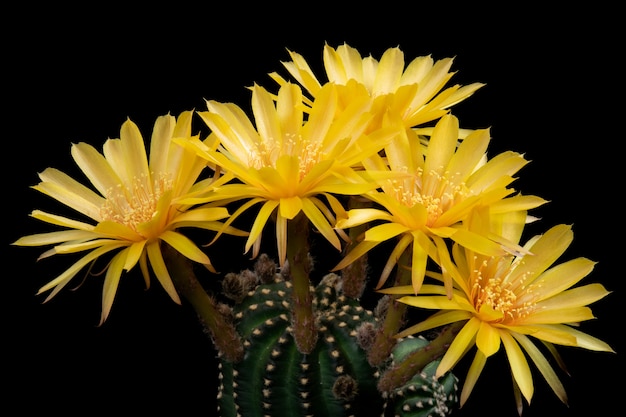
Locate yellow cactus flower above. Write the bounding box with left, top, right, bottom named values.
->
left=176, top=82, right=395, bottom=267
left=270, top=42, right=484, bottom=130
left=384, top=224, right=614, bottom=412
left=13, top=111, right=244, bottom=324
left=333, top=114, right=547, bottom=294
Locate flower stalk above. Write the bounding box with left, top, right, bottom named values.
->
left=340, top=196, right=371, bottom=299
left=163, top=242, right=244, bottom=363
left=286, top=212, right=318, bottom=354
left=377, top=320, right=465, bottom=393
left=367, top=245, right=412, bottom=366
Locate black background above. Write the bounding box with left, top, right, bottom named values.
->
left=4, top=3, right=623, bottom=416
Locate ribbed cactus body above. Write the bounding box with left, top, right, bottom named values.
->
left=385, top=337, right=459, bottom=417
left=217, top=273, right=385, bottom=417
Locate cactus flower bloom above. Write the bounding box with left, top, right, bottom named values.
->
left=383, top=224, right=614, bottom=412
left=13, top=112, right=243, bottom=324
left=176, top=82, right=395, bottom=266
left=270, top=42, right=484, bottom=130
left=334, top=114, right=546, bottom=295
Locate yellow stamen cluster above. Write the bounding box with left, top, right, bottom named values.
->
left=100, top=172, right=172, bottom=233
left=249, top=133, right=325, bottom=181
left=389, top=167, right=469, bottom=227
left=470, top=257, right=537, bottom=323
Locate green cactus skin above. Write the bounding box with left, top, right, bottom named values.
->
left=384, top=336, right=459, bottom=417
left=217, top=273, right=385, bottom=417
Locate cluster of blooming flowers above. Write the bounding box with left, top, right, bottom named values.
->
left=14, top=43, right=613, bottom=413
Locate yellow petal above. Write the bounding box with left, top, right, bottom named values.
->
left=119, top=118, right=151, bottom=183
left=332, top=239, right=380, bottom=272
left=252, top=83, right=283, bottom=146
left=499, top=329, right=534, bottom=403
left=94, top=220, right=143, bottom=241
left=146, top=241, right=181, bottom=304
left=410, top=239, right=428, bottom=294
left=12, top=229, right=95, bottom=246
left=511, top=333, right=568, bottom=405
left=537, top=283, right=609, bottom=311
left=436, top=317, right=480, bottom=377
left=71, top=142, right=123, bottom=197
left=522, top=306, right=595, bottom=325
left=476, top=322, right=501, bottom=357
left=245, top=200, right=279, bottom=255
left=449, top=228, right=507, bottom=257
left=100, top=249, right=127, bottom=325
left=509, top=224, right=573, bottom=285
left=148, top=113, right=176, bottom=174
left=29, top=210, right=95, bottom=231
left=533, top=258, right=597, bottom=301
left=37, top=244, right=126, bottom=297
left=335, top=208, right=393, bottom=229
left=124, top=240, right=146, bottom=271
left=34, top=168, right=104, bottom=220
left=423, top=114, right=458, bottom=178
left=160, top=230, right=213, bottom=267
left=301, top=197, right=340, bottom=250
left=395, top=310, right=471, bottom=339
left=377, top=233, right=413, bottom=288
left=279, top=196, right=303, bottom=220
left=364, top=222, right=409, bottom=242
left=460, top=350, right=487, bottom=407
left=447, top=128, right=490, bottom=179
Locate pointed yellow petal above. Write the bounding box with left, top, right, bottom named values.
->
left=100, top=249, right=127, bottom=325
left=533, top=258, right=597, bottom=301
left=364, top=222, right=409, bottom=242
left=301, top=197, right=340, bottom=250
left=332, top=240, right=380, bottom=271
left=499, top=329, right=534, bottom=403
left=395, top=310, right=472, bottom=339
left=436, top=317, right=480, bottom=377
left=423, top=114, right=458, bottom=178
left=71, top=142, right=123, bottom=197
left=93, top=220, right=143, bottom=241
left=119, top=118, right=151, bottom=183
left=537, top=283, right=609, bottom=311
left=34, top=168, right=104, bottom=220
left=37, top=244, right=126, bottom=296
left=146, top=241, right=181, bottom=304
left=124, top=240, right=146, bottom=271
left=29, top=210, right=95, bottom=231
left=245, top=200, right=279, bottom=255
left=460, top=350, right=487, bottom=407
left=448, top=228, right=507, bottom=257
left=251, top=83, right=282, bottom=147
left=410, top=238, right=428, bottom=294
left=160, top=230, right=213, bottom=268
left=377, top=233, right=413, bottom=289
left=13, top=229, right=95, bottom=246
left=335, top=208, right=393, bottom=229
left=511, top=333, right=568, bottom=405
left=148, top=113, right=176, bottom=174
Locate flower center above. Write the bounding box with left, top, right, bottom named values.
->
left=389, top=167, right=468, bottom=227
left=100, top=172, right=172, bottom=233
left=470, top=257, right=537, bottom=323
left=249, top=133, right=324, bottom=180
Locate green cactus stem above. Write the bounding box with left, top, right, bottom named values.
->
left=217, top=272, right=385, bottom=417
left=383, top=336, right=459, bottom=417
left=286, top=212, right=318, bottom=354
